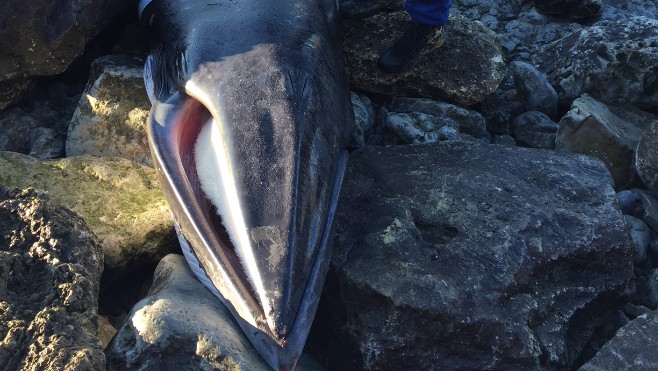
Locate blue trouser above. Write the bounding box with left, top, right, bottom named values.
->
left=405, top=0, right=452, bottom=26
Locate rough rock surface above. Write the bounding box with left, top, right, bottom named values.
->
left=343, top=13, right=505, bottom=106
left=106, top=254, right=320, bottom=370
left=556, top=94, right=656, bottom=190
left=0, top=187, right=104, bottom=370
left=535, top=16, right=658, bottom=109
left=624, top=215, right=651, bottom=265
left=636, top=123, right=658, bottom=197
left=533, top=0, right=603, bottom=21
left=66, top=55, right=151, bottom=166
left=351, top=92, right=377, bottom=148
left=579, top=311, right=658, bottom=371
left=312, top=142, right=634, bottom=370
left=0, top=152, right=175, bottom=280
left=0, top=0, right=134, bottom=108
left=510, top=61, right=558, bottom=119
left=511, top=111, right=558, bottom=149
left=616, top=189, right=658, bottom=232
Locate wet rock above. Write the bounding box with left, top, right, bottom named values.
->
left=106, top=254, right=321, bottom=370
left=66, top=55, right=152, bottom=166
left=0, top=0, right=135, bottom=107
left=555, top=94, right=656, bottom=190
left=314, top=141, right=634, bottom=370
left=535, top=16, right=658, bottom=109
left=0, top=186, right=104, bottom=370
left=636, top=124, right=658, bottom=197
left=0, top=152, right=175, bottom=281
left=511, top=111, right=557, bottom=149
left=624, top=216, right=651, bottom=265
left=351, top=92, right=376, bottom=148
left=510, top=61, right=558, bottom=119
left=343, top=13, right=505, bottom=106
left=579, top=310, right=658, bottom=370
left=532, top=0, right=603, bottom=21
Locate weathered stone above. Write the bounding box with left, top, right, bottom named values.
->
left=0, top=0, right=135, bottom=104
left=624, top=215, right=651, bottom=265
left=0, top=152, right=175, bottom=280
left=66, top=55, right=152, bottom=166
left=651, top=239, right=658, bottom=258
left=339, top=0, right=404, bottom=18
left=510, top=61, right=558, bottom=119
left=28, top=127, right=65, bottom=159
left=343, top=13, right=505, bottom=106
left=579, top=310, right=658, bottom=370
left=386, top=97, right=488, bottom=140
left=616, top=189, right=658, bottom=232
left=555, top=95, right=656, bottom=190
left=98, top=316, right=117, bottom=350
left=480, top=90, right=512, bottom=134
left=106, top=254, right=321, bottom=370
left=0, top=186, right=104, bottom=370
left=0, top=76, right=35, bottom=110
left=533, top=0, right=602, bottom=21
left=351, top=92, right=376, bottom=148
left=535, top=16, right=658, bottom=109
left=649, top=270, right=658, bottom=309
left=636, top=124, right=658, bottom=197
left=511, top=111, right=557, bottom=149
left=313, top=141, right=634, bottom=370
left=0, top=108, right=40, bottom=153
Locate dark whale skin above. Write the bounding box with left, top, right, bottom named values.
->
left=141, top=0, right=354, bottom=369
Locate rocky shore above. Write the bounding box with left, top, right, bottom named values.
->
left=1, top=0, right=657, bottom=370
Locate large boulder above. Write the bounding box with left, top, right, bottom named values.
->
left=555, top=94, right=657, bottom=190
left=0, top=187, right=104, bottom=370
left=311, top=142, right=634, bottom=370
left=106, top=254, right=321, bottom=370
left=535, top=16, right=658, bottom=109
left=580, top=311, right=658, bottom=370
left=0, top=152, right=175, bottom=280
left=66, top=55, right=152, bottom=166
left=342, top=13, right=505, bottom=106
left=0, top=0, right=135, bottom=108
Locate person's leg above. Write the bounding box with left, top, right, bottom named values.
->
left=405, top=0, right=452, bottom=27
left=378, top=0, right=452, bottom=73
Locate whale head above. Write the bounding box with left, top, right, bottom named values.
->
left=140, top=0, right=353, bottom=369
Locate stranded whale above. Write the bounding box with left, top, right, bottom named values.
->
left=140, top=0, right=354, bottom=369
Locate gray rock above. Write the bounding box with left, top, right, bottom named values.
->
left=28, top=127, right=65, bottom=159
left=616, top=189, right=658, bottom=232
left=106, top=254, right=320, bottom=370
left=649, top=270, right=658, bottom=309
left=66, top=55, right=151, bottom=166
left=624, top=215, right=651, bottom=265
left=0, top=108, right=40, bottom=153
left=380, top=111, right=461, bottom=144
left=555, top=94, right=656, bottom=190
left=535, top=16, right=658, bottom=109
left=0, top=186, right=105, bottom=370
left=511, top=111, right=558, bottom=149
left=511, top=61, right=558, bottom=119
left=579, top=310, right=658, bottom=370
left=343, top=13, right=505, bottom=106
left=0, top=0, right=135, bottom=107
left=651, top=239, right=658, bottom=258
left=386, top=96, right=489, bottom=140
left=316, top=141, right=634, bottom=370
left=636, top=124, right=658, bottom=197
left=533, top=0, right=603, bottom=21
left=339, top=0, right=403, bottom=18
left=351, top=92, right=376, bottom=148
left=493, top=134, right=517, bottom=146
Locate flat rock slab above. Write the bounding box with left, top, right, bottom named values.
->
left=0, top=152, right=175, bottom=280
left=314, top=142, right=634, bottom=370
left=342, top=13, right=505, bottom=106
left=106, top=254, right=321, bottom=370
left=0, top=187, right=104, bottom=370
left=579, top=310, right=658, bottom=370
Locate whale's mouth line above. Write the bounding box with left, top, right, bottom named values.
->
left=170, top=96, right=263, bottom=310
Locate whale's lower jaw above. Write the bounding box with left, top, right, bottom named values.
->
left=172, top=149, right=349, bottom=371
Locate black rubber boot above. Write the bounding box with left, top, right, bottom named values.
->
left=378, top=20, right=445, bottom=74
